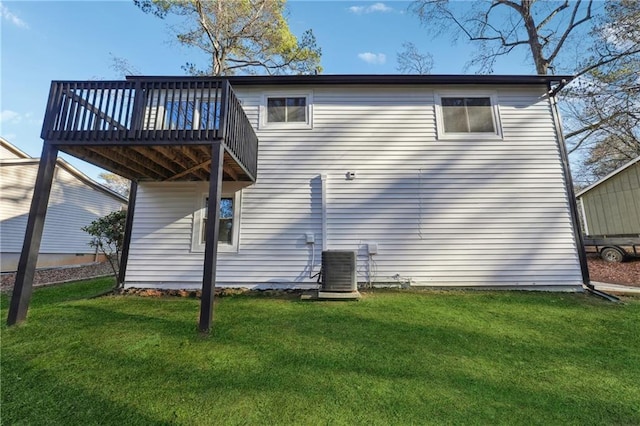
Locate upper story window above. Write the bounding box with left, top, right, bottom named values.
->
left=165, top=99, right=220, bottom=130
left=267, top=97, right=307, bottom=123
left=435, top=92, right=502, bottom=139
left=260, top=92, right=313, bottom=129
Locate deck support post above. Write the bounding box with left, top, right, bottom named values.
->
left=7, top=142, right=58, bottom=326
left=199, top=142, right=225, bottom=333
left=117, top=180, right=138, bottom=287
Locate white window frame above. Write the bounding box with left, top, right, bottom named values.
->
left=434, top=91, right=502, bottom=140
left=191, top=189, right=242, bottom=253
left=259, top=91, right=313, bottom=130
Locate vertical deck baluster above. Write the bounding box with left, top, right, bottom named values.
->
left=198, top=81, right=203, bottom=140
left=123, top=84, right=133, bottom=134
left=176, top=82, right=184, bottom=141
left=158, top=81, right=169, bottom=131
left=204, top=81, right=212, bottom=140
left=195, top=81, right=201, bottom=140
left=197, top=81, right=203, bottom=140
left=102, top=85, right=113, bottom=140
left=152, top=81, right=161, bottom=139
left=76, top=84, right=87, bottom=136
left=138, top=82, right=147, bottom=140
left=78, top=84, right=90, bottom=134
left=87, top=84, right=99, bottom=140
left=59, top=84, right=73, bottom=141
left=116, top=82, right=127, bottom=140
left=184, top=81, right=191, bottom=141
left=169, top=81, right=177, bottom=139
left=143, top=83, right=154, bottom=141
left=159, top=82, right=168, bottom=132
left=109, top=83, right=120, bottom=140
left=130, top=80, right=145, bottom=140
left=66, top=83, right=80, bottom=140
left=92, top=86, right=106, bottom=140
left=213, top=81, right=221, bottom=139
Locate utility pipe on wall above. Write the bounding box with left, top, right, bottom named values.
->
left=321, top=173, right=328, bottom=251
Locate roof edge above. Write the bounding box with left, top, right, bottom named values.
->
left=0, top=137, right=31, bottom=159
left=55, top=157, right=129, bottom=203
left=125, top=74, right=574, bottom=86
left=0, top=152, right=128, bottom=204
left=576, top=156, right=640, bottom=198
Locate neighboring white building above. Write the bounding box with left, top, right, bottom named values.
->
left=121, top=76, right=584, bottom=291
left=0, top=137, right=127, bottom=272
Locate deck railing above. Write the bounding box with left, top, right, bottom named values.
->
left=41, top=78, right=258, bottom=179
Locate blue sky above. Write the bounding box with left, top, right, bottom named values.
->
left=1, top=0, right=537, bottom=180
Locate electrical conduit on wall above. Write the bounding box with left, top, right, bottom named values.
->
left=321, top=173, right=328, bottom=251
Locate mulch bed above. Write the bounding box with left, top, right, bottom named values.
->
left=2, top=257, right=637, bottom=293
left=0, top=262, right=114, bottom=292
left=587, top=255, right=640, bottom=287
left=117, top=287, right=304, bottom=298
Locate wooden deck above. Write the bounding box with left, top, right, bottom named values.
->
left=41, top=78, right=258, bottom=182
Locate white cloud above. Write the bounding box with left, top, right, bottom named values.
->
left=1, top=4, right=28, bottom=29
left=369, top=3, right=392, bottom=13
left=349, top=2, right=393, bottom=14
left=0, top=110, right=21, bottom=123
left=358, top=52, right=387, bottom=65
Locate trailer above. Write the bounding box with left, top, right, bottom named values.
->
left=583, top=235, right=640, bottom=262
left=576, top=157, right=640, bottom=263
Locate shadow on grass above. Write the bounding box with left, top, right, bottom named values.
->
left=2, top=358, right=169, bottom=425
left=0, top=277, right=116, bottom=311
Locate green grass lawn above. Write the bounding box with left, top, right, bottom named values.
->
left=2, top=280, right=639, bottom=425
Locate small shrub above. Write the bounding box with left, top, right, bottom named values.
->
left=82, top=210, right=126, bottom=287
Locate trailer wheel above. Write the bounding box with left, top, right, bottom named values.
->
left=600, top=247, right=625, bottom=263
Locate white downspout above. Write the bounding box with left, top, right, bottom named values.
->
left=321, top=173, right=328, bottom=251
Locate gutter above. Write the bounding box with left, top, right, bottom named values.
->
left=547, top=81, right=619, bottom=303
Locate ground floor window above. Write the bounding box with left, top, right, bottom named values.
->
left=192, top=190, right=241, bottom=252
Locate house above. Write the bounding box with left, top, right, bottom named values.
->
left=576, top=157, right=640, bottom=237
left=8, top=74, right=589, bottom=330
left=0, top=137, right=127, bottom=272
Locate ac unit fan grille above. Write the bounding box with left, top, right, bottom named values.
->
left=322, top=250, right=357, bottom=292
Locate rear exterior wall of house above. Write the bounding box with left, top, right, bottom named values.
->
left=124, top=84, right=583, bottom=290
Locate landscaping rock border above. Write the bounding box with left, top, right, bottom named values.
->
left=116, top=287, right=306, bottom=298
left=1, top=262, right=114, bottom=292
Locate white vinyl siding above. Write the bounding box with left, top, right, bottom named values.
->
left=0, top=161, right=125, bottom=254
left=125, top=84, right=582, bottom=289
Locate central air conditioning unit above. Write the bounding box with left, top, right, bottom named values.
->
left=322, top=250, right=357, bottom=292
